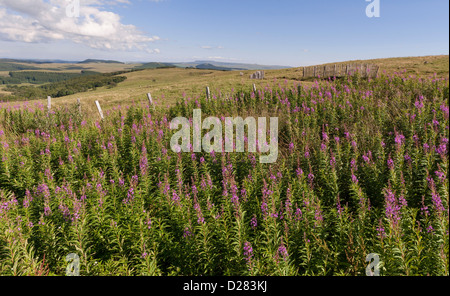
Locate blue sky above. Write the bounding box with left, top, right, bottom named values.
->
left=0, top=0, right=448, bottom=66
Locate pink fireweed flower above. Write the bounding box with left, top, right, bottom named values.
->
left=308, top=172, right=314, bottom=184
left=435, top=170, right=446, bottom=184
left=241, top=187, right=247, bottom=202
left=384, top=187, right=405, bottom=229
left=414, top=99, right=424, bottom=113
left=440, top=102, right=449, bottom=119
left=304, top=147, right=310, bottom=159
left=23, top=189, right=33, bottom=208
left=427, top=177, right=445, bottom=216
left=376, top=219, right=386, bottom=239
left=171, top=190, right=180, bottom=205
left=435, top=139, right=447, bottom=157
left=330, top=155, right=336, bottom=168
left=192, top=184, right=198, bottom=196
left=387, top=158, right=394, bottom=170
left=123, top=187, right=135, bottom=204
left=250, top=215, right=257, bottom=230
left=336, top=195, right=344, bottom=215
left=404, top=154, right=412, bottom=163
left=295, top=208, right=302, bottom=221
left=276, top=242, right=289, bottom=262
left=288, top=142, right=294, bottom=153
left=183, top=227, right=192, bottom=239
left=243, top=242, right=254, bottom=268
left=194, top=199, right=205, bottom=224
left=394, top=134, right=405, bottom=148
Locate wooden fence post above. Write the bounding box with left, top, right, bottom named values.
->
left=95, top=100, right=104, bottom=120
left=253, top=84, right=257, bottom=93
left=147, top=93, right=155, bottom=110
left=77, top=98, right=81, bottom=114
left=206, top=87, right=210, bottom=99
left=47, top=96, right=51, bottom=111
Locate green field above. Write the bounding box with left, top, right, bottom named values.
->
left=1, top=55, right=448, bottom=117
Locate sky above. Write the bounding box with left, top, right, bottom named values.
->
left=0, top=0, right=448, bottom=67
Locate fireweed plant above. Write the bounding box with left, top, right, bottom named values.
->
left=0, top=72, right=448, bottom=276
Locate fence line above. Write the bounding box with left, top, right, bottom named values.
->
left=302, top=63, right=379, bottom=79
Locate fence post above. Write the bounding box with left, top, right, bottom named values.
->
left=77, top=98, right=81, bottom=114
left=95, top=100, right=104, bottom=120
left=47, top=96, right=51, bottom=111
left=147, top=93, right=155, bottom=110
left=253, top=84, right=257, bottom=93
left=206, top=87, right=210, bottom=99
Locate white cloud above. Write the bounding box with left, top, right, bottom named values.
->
left=200, top=45, right=224, bottom=50
left=0, top=0, right=160, bottom=52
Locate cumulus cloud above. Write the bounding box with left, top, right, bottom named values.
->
left=0, top=0, right=160, bottom=52
left=200, top=45, right=224, bottom=50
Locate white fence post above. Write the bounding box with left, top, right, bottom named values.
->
left=206, top=87, right=210, bottom=99
left=95, top=100, right=104, bottom=120
left=47, top=96, right=51, bottom=111
left=77, top=98, right=81, bottom=114
left=147, top=93, right=156, bottom=110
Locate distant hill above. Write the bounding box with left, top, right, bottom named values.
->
left=173, top=61, right=292, bottom=70
left=193, top=63, right=246, bottom=71
left=133, top=62, right=176, bottom=70
left=78, top=59, right=124, bottom=64
left=1, top=58, right=292, bottom=71
left=0, top=61, right=42, bottom=71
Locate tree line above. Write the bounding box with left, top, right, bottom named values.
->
left=2, top=72, right=128, bottom=101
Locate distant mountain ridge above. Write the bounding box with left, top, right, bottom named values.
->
left=78, top=59, right=124, bottom=64
left=0, top=58, right=293, bottom=71
left=173, top=60, right=291, bottom=70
